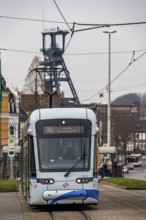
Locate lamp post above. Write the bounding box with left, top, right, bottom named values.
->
left=103, top=30, right=116, bottom=147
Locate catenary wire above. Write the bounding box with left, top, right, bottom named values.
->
left=1, top=47, right=146, bottom=55
left=1, top=15, right=146, bottom=53
left=1, top=48, right=146, bottom=97
left=51, top=0, right=73, bottom=52
left=0, top=48, right=40, bottom=54
left=0, top=15, right=73, bottom=25
left=52, top=0, right=72, bottom=32
left=1, top=15, right=146, bottom=98
left=1, top=15, right=146, bottom=27
left=74, top=21, right=146, bottom=26
left=81, top=50, right=146, bottom=102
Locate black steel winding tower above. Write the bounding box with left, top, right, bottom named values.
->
left=39, top=27, right=80, bottom=105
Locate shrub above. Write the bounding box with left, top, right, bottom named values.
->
left=0, top=180, right=19, bottom=191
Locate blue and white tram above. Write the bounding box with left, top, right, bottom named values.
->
left=21, top=108, right=99, bottom=205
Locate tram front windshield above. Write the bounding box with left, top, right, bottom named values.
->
left=36, top=119, right=91, bottom=172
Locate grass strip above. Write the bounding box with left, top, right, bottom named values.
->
left=102, top=178, right=146, bottom=189
left=0, top=180, right=19, bottom=191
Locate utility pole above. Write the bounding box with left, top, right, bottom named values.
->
left=103, top=30, right=116, bottom=147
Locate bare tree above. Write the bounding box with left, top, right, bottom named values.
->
left=112, top=113, right=136, bottom=164
left=22, top=56, right=43, bottom=95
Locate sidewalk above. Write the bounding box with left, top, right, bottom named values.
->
left=0, top=191, right=35, bottom=220
left=0, top=191, right=52, bottom=220
left=0, top=191, right=23, bottom=220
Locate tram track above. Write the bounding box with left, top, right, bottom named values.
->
left=35, top=205, right=92, bottom=220
left=100, top=184, right=146, bottom=214
left=46, top=185, right=146, bottom=219
left=116, top=191, right=146, bottom=213
left=48, top=211, right=91, bottom=220
left=47, top=206, right=92, bottom=220
left=19, top=184, right=146, bottom=219
left=100, top=183, right=146, bottom=201
left=117, top=199, right=146, bottom=213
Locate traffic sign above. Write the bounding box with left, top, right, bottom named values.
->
left=8, top=149, right=15, bottom=158
left=8, top=138, right=15, bottom=148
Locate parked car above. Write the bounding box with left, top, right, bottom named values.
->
left=127, top=163, right=134, bottom=170
left=122, top=165, right=129, bottom=173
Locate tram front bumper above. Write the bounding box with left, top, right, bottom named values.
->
left=43, top=190, right=88, bottom=204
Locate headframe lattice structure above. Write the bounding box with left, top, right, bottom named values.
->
left=39, top=27, right=80, bottom=105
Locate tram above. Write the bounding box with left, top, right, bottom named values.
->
left=21, top=108, right=99, bottom=205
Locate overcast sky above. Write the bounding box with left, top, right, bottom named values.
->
left=0, top=0, right=146, bottom=104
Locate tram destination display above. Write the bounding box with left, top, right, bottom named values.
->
left=44, top=126, right=84, bottom=134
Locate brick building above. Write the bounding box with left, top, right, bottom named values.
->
left=20, top=93, right=73, bottom=116
left=96, top=102, right=140, bottom=147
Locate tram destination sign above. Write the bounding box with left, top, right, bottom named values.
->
left=44, top=126, right=84, bottom=134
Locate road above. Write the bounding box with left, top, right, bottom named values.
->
left=0, top=156, right=146, bottom=220
left=0, top=184, right=146, bottom=220
left=98, top=183, right=146, bottom=220
left=124, top=156, right=146, bottom=180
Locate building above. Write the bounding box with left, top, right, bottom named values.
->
left=0, top=77, right=9, bottom=178
left=0, top=77, right=9, bottom=156
left=96, top=102, right=140, bottom=147
left=0, top=77, right=28, bottom=179
left=135, top=120, right=146, bottom=154
left=20, top=93, right=72, bottom=116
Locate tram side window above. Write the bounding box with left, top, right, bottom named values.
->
left=29, top=136, right=36, bottom=177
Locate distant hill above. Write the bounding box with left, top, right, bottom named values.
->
left=112, top=93, right=146, bottom=117
left=112, top=93, right=141, bottom=105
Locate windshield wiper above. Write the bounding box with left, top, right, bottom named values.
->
left=64, top=154, right=87, bottom=177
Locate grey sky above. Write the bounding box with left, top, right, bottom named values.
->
left=0, top=0, right=146, bottom=104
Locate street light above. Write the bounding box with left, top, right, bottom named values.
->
left=103, top=30, right=117, bottom=147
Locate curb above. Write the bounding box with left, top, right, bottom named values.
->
left=100, top=181, right=146, bottom=190
left=0, top=190, right=19, bottom=192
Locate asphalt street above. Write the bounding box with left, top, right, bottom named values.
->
left=124, top=156, right=146, bottom=180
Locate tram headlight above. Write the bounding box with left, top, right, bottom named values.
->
left=39, top=178, right=55, bottom=184
left=76, top=178, right=82, bottom=183
left=76, top=178, right=90, bottom=184
left=49, top=179, right=54, bottom=184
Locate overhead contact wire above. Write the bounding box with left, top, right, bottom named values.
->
left=81, top=51, right=146, bottom=102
